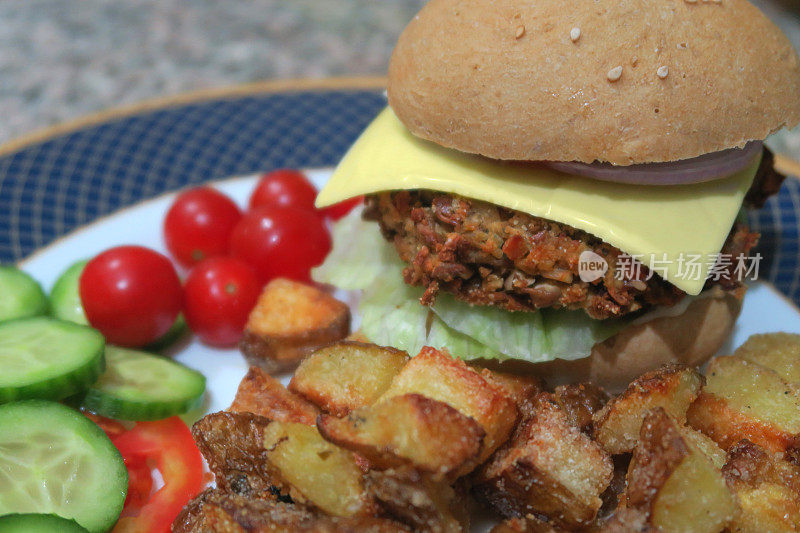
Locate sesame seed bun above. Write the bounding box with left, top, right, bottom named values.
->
left=388, top=0, right=800, bottom=165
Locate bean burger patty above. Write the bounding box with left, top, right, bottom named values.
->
left=364, top=150, right=782, bottom=320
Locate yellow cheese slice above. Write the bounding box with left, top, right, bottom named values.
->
left=316, top=108, right=760, bottom=295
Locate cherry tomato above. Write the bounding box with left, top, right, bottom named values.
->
left=229, top=206, right=331, bottom=283
left=164, top=187, right=242, bottom=268
left=183, top=257, right=261, bottom=347
left=80, top=246, right=183, bottom=347
left=248, top=169, right=318, bottom=212
left=319, top=195, right=364, bottom=221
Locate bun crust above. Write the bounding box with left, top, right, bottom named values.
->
left=531, top=287, right=743, bottom=392
left=388, top=0, right=800, bottom=165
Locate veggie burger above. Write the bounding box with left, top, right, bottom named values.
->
left=314, top=0, right=800, bottom=389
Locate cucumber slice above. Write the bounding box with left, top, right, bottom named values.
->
left=49, top=260, right=89, bottom=325
left=0, top=266, right=48, bottom=322
left=0, top=401, right=127, bottom=533
left=0, top=513, right=89, bottom=532
left=78, top=345, right=205, bottom=420
left=0, top=317, right=105, bottom=403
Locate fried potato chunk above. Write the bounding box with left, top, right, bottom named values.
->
left=474, top=395, right=613, bottom=528
left=593, top=364, right=703, bottom=454
left=722, top=439, right=800, bottom=532
left=365, top=468, right=469, bottom=533
left=191, top=411, right=282, bottom=498
left=263, top=421, right=373, bottom=518
left=380, top=346, right=518, bottom=462
left=318, top=393, right=484, bottom=479
left=734, top=332, right=800, bottom=390
left=553, top=382, right=609, bottom=434
left=625, top=408, right=735, bottom=533
left=687, top=356, right=800, bottom=453
left=173, top=488, right=408, bottom=533
left=478, top=369, right=543, bottom=418
left=490, top=514, right=568, bottom=533
left=240, top=278, right=350, bottom=373
left=229, top=366, right=319, bottom=425
left=289, top=342, right=409, bottom=416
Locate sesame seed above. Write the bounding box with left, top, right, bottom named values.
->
left=515, top=25, right=526, bottom=39
left=657, top=65, right=669, bottom=79
left=570, top=27, right=581, bottom=42
left=685, top=0, right=697, bottom=3
left=607, top=66, right=623, bottom=82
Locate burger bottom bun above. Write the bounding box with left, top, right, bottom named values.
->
left=475, top=286, right=744, bottom=393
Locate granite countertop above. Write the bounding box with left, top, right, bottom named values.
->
left=2, top=0, right=800, bottom=156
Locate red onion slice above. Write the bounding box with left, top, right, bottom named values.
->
left=544, top=141, right=763, bottom=185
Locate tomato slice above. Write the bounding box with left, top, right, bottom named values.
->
left=110, top=417, right=204, bottom=533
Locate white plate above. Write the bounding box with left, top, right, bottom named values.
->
left=19, top=168, right=800, bottom=414
left=17, top=168, right=800, bottom=529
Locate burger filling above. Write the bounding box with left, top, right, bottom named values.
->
left=364, top=148, right=783, bottom=320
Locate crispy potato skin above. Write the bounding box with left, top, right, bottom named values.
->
left=365, top=468, right=469, bottom=533
left=625, top=409, right=689, bottom=512
left=229, top=366, right=319, bottom=425
left=490, top=514, right=568, bottom=533
left=593, top=364, right=704, bottom=454
left=553, top=382, right=609, bottom=435
left=240, top=278, right=351, bottom=373
left=173, top=488, right=409, bottom=533
left=381, top=346, right=518, bottom=462
left=474, top=395, right=612, bottom=528
left=625, top=408, right=735, bottom=533
left=262, top=421, right=374, bottom=518
left=687, top=356, right=800, bottom=454
left=317, top=393, right=484, bottom=479
left=191, top=411, right=284, bottom=498
left=290, top=342, right=409, bottom=416
left=722, top=439, right=800, bottom=532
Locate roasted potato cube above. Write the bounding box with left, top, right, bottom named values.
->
left=478, top=368, right=543, bottom=418
left=229, top=366, right=319, bottom=425
left=381, top=346, right=518, bottom=462
left=722, top=439, right=800, bottom=532
left=173, top=488, right=409, bottom=533
left=365, top=468, right=469, bottom=533
left=289, top=341, right=409, bottom=416
left=263, top=421, right=373, bottom=517
left=474, top=395, right=613, bottom=528
left=734, top=332, right=800, bottom=389
left=240, top=278, right=350, bottom=373
left=595, top=507, right=654, bottom=533
left=191, top=411, right=282, bottom=498
left=687, top=356, right=800, bottom=453
left=490, top=514, right=568, bottom=533
left=594, top=364, right=703, bottom=454
left=553, top=382, right=609, bottom=434
left=318, top=393, right=484, bottom=479
left=625, top=408, right=736, bottom=533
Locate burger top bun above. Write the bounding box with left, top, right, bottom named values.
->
left=388, top=0, right=800, bottom=166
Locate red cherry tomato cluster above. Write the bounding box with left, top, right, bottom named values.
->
left=79, top=169, right=360, bottom=349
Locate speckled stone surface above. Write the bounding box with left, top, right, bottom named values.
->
left=2, top=0, right=800, bottom=156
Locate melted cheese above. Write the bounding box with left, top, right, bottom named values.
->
left=316, top=108, right=760, bottom=295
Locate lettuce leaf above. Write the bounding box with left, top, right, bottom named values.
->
left=313, top=208, right=627, bottom=362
